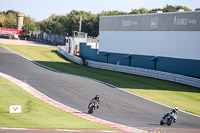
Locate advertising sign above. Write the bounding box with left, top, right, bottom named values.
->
left=10, top=105, right=22, bottom=113
left=0, top=27, right=22, bottom=36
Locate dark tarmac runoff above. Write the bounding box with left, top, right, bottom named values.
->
left=0, top=47, right=200, bottom=133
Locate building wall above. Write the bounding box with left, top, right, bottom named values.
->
left=99, top=12, right=200, bottom=60
left=99, top=31, right=200, bottom=60
left=99, top=12, right=200, bottom=31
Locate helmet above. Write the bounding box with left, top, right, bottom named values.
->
left=174, top=107, right=179, bottom=111
left=95, top=95, right=100, bottom=98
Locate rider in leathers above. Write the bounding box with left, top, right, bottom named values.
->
left=88, top=95, right=100, bottom=109
left=164, top=107, right=178, bottom=123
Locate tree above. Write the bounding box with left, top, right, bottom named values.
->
left=37, top=5, right=192, bottom=37
left=4, top=12, right=16, bottom=28
left=65, top=10, right=85, bottom=35
left=150, top=8, right=162, bottom=13
left=130, top=8, right=149, bottom=14
left=81, top=14, right=99, bottom=36
left=99, top=10, right=128, bottom=16
left=162, top=4, right=191, bottom=12
left=176, top=5, right=191, bottom=11
left=39, top=14, right=67, bottom=35
left=52, top=15, right=67, bottom=35
left=0, top=13, right=6, bottom=27
left=39, top=19, right=54, bottom=33
left=21, top=16, right=38, bottom=37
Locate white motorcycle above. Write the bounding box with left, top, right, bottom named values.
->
left=88, top=101, right=98, bottom=114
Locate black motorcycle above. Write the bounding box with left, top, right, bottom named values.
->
left=88, top=101, right=98, bottom=114
left=160, top=113, right=177, bottom=126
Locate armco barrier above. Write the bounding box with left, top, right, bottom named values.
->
left=57, top=46, right=200, bottom=88
left=57, top=46, right=82, bottom=65
left=87, top=60, right=200, bottom=88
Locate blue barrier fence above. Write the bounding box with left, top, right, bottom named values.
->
left=80, top=43, right=200, bottom=78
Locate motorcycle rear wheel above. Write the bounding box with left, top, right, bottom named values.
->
left=88, top=106, right=94, bottom=114
left=160, top=120, right=164, bottom=125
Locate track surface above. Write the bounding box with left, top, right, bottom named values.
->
left=0, top=47, right=200, bottom=132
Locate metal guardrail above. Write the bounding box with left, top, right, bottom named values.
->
left=87, top=60, right=200, bottom=88
left=57, top=46, right=82, bottom=65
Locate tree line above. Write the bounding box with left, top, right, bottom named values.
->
left=0, top=5, right=191, bottom=37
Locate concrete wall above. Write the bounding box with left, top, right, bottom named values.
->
left=87, top=60, right=200, bottom=88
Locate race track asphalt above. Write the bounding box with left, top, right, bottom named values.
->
left=0, top=47, right=200, bottom=132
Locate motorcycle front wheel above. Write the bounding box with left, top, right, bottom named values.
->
left=167, top=118, right=172, bottom=126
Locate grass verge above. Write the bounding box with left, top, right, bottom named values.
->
left=0, top=76, right=115, bottom=130
left=0, top=44, right=200, bottom=116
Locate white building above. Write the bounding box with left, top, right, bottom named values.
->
left=98, top=11, right=200, bottom=60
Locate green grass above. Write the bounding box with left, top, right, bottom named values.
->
left=0, top=44, right=200, bottom=117
left=0, top=76, right=115, bottom=130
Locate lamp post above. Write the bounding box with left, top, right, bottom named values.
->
left=79, top=15, right=82, bottom=32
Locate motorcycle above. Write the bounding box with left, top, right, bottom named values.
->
left=160, top=113, right=177, bottom=126
left=88, top=101, right=98, bottom=114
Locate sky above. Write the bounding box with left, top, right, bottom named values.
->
left=0, top=0, right=199, bottom=21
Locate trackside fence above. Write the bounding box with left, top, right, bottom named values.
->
left=57, top=46, right=200, bottom=88
left=29, top=31, right=66, bottom=46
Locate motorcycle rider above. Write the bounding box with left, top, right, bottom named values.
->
left=88, top=95, right=100, bottom=109
left=164, top=107, right=178, bottom=123
left=170, top=107, right=178, bottom=123
left=170, top=107, right=178, bottom=115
